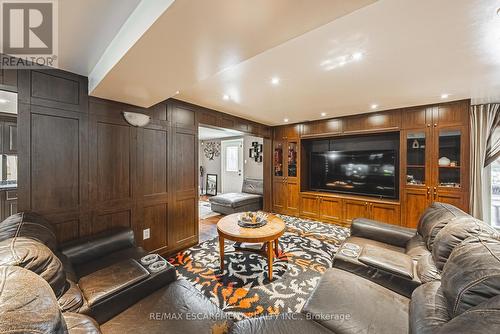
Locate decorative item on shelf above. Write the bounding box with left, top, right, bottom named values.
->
left=237, top=211, right=269, bottom=228
left=122, top=112, right=151, bottom=127
left=206, top=174, right=218, bottom=196
left=439, top=182, right=461, bottom=188
left=203, top=141, right=221, bottom=160
left=412, top=139, right=420, bottom=149
left=249, top=141, right=263, bottom=162
left=450, top=161, right=457, bottom=167
left=438, top=156, right=451, bottom=166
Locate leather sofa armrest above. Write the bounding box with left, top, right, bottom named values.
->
left=351, top=218, right=416, bottom=248
left=60, top=228, right=136, bottom=265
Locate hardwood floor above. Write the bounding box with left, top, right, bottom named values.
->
left=199, top=196, right=223, bottom=242
left=199, top=214, right=221, bottom=242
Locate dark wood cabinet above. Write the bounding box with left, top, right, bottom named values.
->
left=301, top=119, right=342, bottom=137
left=319, top=196, right=343, bottom=223
left=343, top=110, right=401, bottom=133
left=272, top=125, right=300, bottom=215
left=299, top=194, right=319, bottom=219
left=344, top=199, right=370, bottom=224
left=402, top=100, right=470, bottom=226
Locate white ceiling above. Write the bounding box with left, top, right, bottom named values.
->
left=89, top=0, right=375, bottom=108
left=199, top=126, right=243, bottom=141
left=59, top=0, right=500, bottom=126
left=58, top=0, right=141, bottom=76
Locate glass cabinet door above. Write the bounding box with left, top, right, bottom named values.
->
left=438, top=129, right=462, bottom=188
left=406, top=132, right=426, bottom=186
left=287, top=141, right=297, bottom=178
left=274, top=141, right=284, bottom=177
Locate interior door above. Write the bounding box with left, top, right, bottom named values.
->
left=221, top=139, right=243, bottom=193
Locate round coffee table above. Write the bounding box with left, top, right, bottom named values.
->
left=217, top=213, right=286, bottom=280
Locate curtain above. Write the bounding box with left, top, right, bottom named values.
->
left=470, top=103, right=500, bottom=220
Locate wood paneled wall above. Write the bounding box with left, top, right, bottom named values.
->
left=11, top=66, right=271, bottom=255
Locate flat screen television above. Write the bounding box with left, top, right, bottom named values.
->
left=309, top=149, right=398, bottom=199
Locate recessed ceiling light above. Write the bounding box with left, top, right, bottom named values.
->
left=320, top=112, right=327, bottom=117
left=271, top=77, right=280, bottom=85
left=223, top=94, right=230, bottom=100
left=352, top=52, right=363, bottom=61
left=175, top=90, right=180, bottom=95
left=371, top=104, right=378, bottom=109
left=284, top=118, right=289, bottom=123
left=0, top=99, right=8, bottom=104
left=339, top=61, right=346, bottom=67
left=440, top=93, right=449, bottom=99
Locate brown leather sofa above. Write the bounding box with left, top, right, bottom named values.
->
left=332, top=202, right=499, bottom=297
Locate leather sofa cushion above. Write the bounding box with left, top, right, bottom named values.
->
left=101, top=279, right=232, bottom=334
left=350, top=218, right=416, bottom=248
left=432, top=217, right=499, bottom=270
left=0, top=211, right=58, bottom=251
left=59, top=280, right=89, bottom=313
left=416, top=253, right=441, bottom=283
left=229, top=313, right=331, bottom=334
left=417, top=202, right=469, bottom=249
left=409, top=281, right=450, bottom=334
left=209, top=192, right=262, bottom=208
left=79, top=259, right=149, bottom=306
left=441, top=237, right=500, bottom=317
left=344, top=236, right=405, bottom=253
left=58, top=251, right=79, bottom=283
left=405, top=234, right=430, bottom=260
left=0, top=237, right=67, bottom=298
left=241, top=178, right=264, bottom=195
left=358, top=244, right=414, bottom=279
left=74, top=245, right=146, bottom=278
left=0, top=265, right=67, bottom=334
left=61, top=227, right=137, bottom=265
left=436, top=294, right=500, bottom=334
left=302, top=268, right=410, bottom=333
left=63, top=312, right=101, bottom=334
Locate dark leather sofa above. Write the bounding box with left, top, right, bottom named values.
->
left=2, top=203, right=500, bottom=334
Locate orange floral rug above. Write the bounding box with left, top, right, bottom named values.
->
left=168, top=215, right=349, bottom=320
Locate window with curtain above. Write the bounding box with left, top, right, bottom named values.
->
left=492, top=156, right=500, bottom=227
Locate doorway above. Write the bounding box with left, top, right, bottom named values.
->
left=221, top=138, right=244, bottom=194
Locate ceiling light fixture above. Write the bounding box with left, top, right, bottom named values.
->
left=122, top=112, right=151, bottom=127
left=223, top=94, right=230, bottom=101
left=441, top=93, right=449, bottom=99
left=284, top=118, right=289, bottom=123
left=371, top=104, right=378, bottom=110
left=271, top=77, right=280, bottom=85
left=352, top=52, right=363, bottom=61
left=175, top=90, right=180, bottom=95
left=320, top=112, right=327, bottom=117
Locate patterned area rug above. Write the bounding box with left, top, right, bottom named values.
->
left=168, top=215, right=349, bottom=320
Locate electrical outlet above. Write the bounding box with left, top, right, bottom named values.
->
left=143, top=228, right=150, bottom=240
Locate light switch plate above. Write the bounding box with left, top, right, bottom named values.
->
left=143, top=228, right=150, bottom=240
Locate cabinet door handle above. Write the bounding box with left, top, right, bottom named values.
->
left=426, top=187, right=430, bottom=199
left=433, top=187, right=437, bottom=200
left=426, top=123, right=431, bottom=128
left=433, top=123, right=437, bottom=127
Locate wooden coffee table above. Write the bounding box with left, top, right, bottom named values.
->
left=217, top=213, right=286, bottom=280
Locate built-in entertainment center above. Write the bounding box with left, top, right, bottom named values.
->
left=304, top=133, right=400, bottom=199
left=272, top=99, right=470, bottom=228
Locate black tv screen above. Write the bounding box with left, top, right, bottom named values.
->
left=310, top=150, right=398, bottom=199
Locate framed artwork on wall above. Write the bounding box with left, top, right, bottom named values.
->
left=206, top=174, right=218, bottom=196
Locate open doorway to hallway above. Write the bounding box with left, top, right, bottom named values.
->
left=198, top=125, right=264, bottom=242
